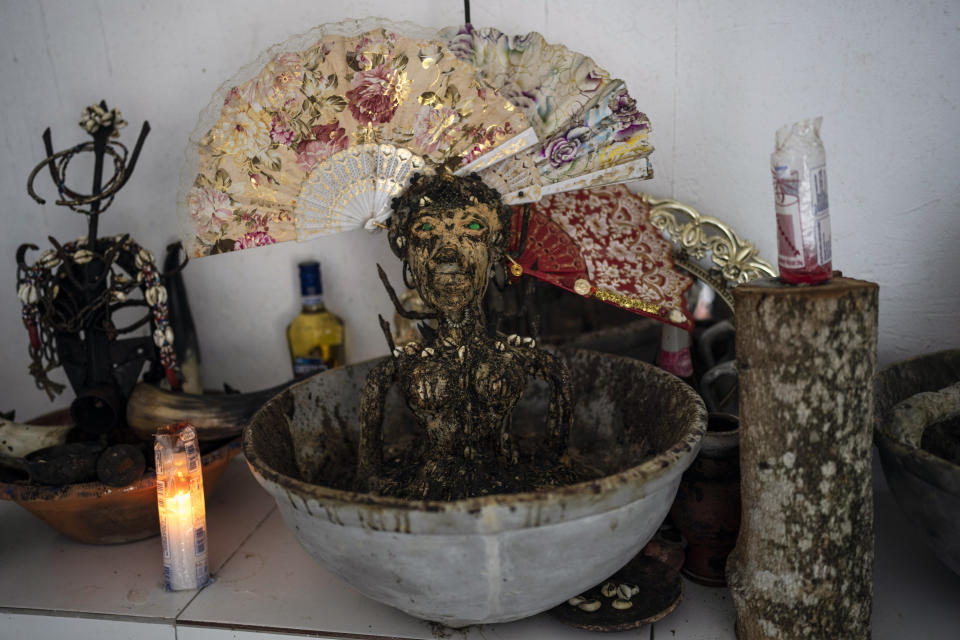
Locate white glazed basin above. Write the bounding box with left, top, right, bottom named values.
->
left=244, top=349, right=705, bottom=626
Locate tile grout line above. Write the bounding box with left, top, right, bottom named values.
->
left=173, top=503, right=278, bottom=621
left=175, top=619, right=417, bottom=640
left=0, top=606, right=173, bottom=626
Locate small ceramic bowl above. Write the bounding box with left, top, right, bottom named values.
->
left=0, top=411, right=240, bottom=545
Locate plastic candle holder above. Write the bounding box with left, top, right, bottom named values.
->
left=155, top=422, right=209, bottom=591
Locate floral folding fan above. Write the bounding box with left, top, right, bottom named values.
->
left=179, top=18, right=654, bottom=258
left=509, top=185, right=695, bottom=330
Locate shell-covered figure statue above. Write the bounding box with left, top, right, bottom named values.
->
left=357, top=172, right=574, bottom=500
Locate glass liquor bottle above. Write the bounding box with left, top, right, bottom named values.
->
left=286, top=261, right=343, bottom=378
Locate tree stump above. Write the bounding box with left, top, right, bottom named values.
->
left=726, top=276, right=878, bottom=639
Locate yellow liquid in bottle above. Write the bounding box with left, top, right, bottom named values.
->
left=286, top=302, right=344, bottom=378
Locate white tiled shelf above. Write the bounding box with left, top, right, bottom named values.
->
left=2, top=456, right=958, bottom=640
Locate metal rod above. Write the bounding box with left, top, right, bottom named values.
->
left=118, top=121, right=151, bottom=191
left=83, top=101, right=110, bottom=391
left=509, top=203, right=532, bottom=260
left=41, top=129, right=60, bottom=195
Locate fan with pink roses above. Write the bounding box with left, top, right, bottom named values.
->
left=179, top=18, right=655, bottom=259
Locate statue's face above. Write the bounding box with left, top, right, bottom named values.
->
left=406, top=203, right=501, bottom=314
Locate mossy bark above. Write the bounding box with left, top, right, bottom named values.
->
left=727, top=276, right=878, bottom=639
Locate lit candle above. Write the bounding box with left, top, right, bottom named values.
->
left=155, top=422, right=209, bottom=591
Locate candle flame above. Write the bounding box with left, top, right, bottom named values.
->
left=166, top=490, right=194, bottom=520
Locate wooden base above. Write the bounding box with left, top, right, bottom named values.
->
left=726, top=276, right=878, bottom=639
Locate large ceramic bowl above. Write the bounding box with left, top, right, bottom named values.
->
left=1, top=424, right=240, bottom=545
left=874, top=349, right=960, bottom=576
left=244, top=349, right=705, bottom=626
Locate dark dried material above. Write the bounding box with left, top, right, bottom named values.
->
left=922, top=414, right=960, bottom=466
left=1, top=442, right=105, bottom=485
left=96, top=443, right=146, bottom=487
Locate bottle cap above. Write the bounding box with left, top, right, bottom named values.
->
left=298, top=261, right=322, bottom=297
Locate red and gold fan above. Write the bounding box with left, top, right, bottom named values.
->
left=510, top=185, right=695, bottom=330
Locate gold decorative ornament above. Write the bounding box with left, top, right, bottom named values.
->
left=506, top=255, right=524, bottom=278
left=592, top=287, right=661, bottom=316
left=643, top=194, right=776, bottom=311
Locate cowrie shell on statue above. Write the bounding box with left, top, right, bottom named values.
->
left=145, top=285, right=167, bottom=306
left=39, top=250, right=60, bottom=269
left=17, top=283, right=38, bottom=305
left=135, top=248, right=154, bottom=269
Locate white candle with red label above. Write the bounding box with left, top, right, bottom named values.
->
left=771, top=117, right=832, bottom=285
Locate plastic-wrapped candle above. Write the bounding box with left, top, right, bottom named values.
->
left=771, top=117, right=832, bottom=284
left=155, top=423, right=209, bottom=591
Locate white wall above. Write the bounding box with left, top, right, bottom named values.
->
left=1, top=0, right=957, bottom=420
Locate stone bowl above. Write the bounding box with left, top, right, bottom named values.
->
left=0, top=417, right=240, bottom=544
left=244, top=349, right=706, bottom=626
left=874, top=349, right=960, bottom=576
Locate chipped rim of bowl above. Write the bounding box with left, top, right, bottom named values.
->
left=876, top=430, right=960, bottom=497
left=874, top=349, right=960, bottom=495
left=243, top=352, right=707, bottom=526
left=0, top=437, right=241, bottom=503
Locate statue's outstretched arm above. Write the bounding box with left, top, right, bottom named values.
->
left=358, top=358, right=397, bottom=489
left=531, top=349, right=572, bottom=456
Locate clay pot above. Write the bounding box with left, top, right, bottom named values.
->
left=668, top=412, right=740, bottom=586
left=641, top=524, right=686, bottom=572
left=0, top=408, right=240, bottom=544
